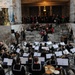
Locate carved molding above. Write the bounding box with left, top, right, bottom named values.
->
left=21, top=0, right=69, bottom=4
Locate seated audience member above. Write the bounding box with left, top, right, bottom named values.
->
left=12, top=57, right=26, bottom=75
left=0, top=64, right=5, bottom=75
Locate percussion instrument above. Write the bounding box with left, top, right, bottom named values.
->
left=44, top=65, right=60, bottom=74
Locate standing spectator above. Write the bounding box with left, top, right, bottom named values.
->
left=42, top=31, right=49, bottom=42
left=15, top=31, right=20, bottom=44
left=21, top=30, right=26, bottom=41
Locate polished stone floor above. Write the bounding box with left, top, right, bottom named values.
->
left=25, top=24, right=69, bottom=43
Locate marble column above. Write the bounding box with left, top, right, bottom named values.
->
left=8, top=6, right=14, bottom=24
left=70, top=0, right=75, bottom=22
left=50, top=6, right=52, bottom=16
left=39, top=6, right=41, bottom=16
left=14, top=0, right=22, bottom=23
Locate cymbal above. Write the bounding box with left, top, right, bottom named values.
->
left=45, top=65, right=60, bottom=74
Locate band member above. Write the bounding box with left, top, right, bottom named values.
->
left=12, top=57, right=26, bottom=75
left=0, top=64, right=5, bottom=75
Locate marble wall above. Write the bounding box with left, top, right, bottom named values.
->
left=70, top=0, right=75, bottom=22
left=62, top=5, right=69, bottom=17
left=0, top=26, right=11, bottom=45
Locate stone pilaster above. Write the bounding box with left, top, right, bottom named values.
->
left=39, top=6, right=41, bottom=16
left=50, top=6, right=52, bottom=16
left=14, top=0, right=22, bottom=23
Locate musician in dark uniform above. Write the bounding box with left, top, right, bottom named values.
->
left=12, top=57, right=26, bottom=75
left=31, top=57, right=44, bottom=75
left=0, top=64, right=5, bottom=75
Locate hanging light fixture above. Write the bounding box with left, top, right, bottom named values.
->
left=43, top=6, right=46, bottom=12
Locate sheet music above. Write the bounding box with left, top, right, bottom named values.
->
left=7, top=59, right=13, bottom=66
left=46, top=41, right=52, bottom=45
left=55, top=51, right=62, bottom=56
left=3, top=58, right=13, bottom=66
left=57, top=58, right=62, bottom=65
left=62, top=59, right=68, bottom=66
left=23, top=53, right=29, bottom=57
left=42, top=47, right=49, bottom=50
left=34, top=52, right=41, bottom=56
left=46, top=54, right=53, bottom=59
left=41, top=42, right=45, bottom=46
left=20, top=57, right=28, bottom=64
left=57, top=58, right=68, bottom=66
left=16, top=48, right=20, bottom=53
left=23, top=46, right=26, bottom=49
left=38, top=57, right=45, bottom=63
left=10, top=45, right=14, bottom=49
left=34, top=42, right=39, bottom=46
left=70, top=48, right=75, bottom=53
left=32, top=45, right=35, bottom=48
left=53, top=44, right=58, bottom=49
left=24, top=42, right=27, bottom=46
left=60, top=42, right=65, bottom=45
left=3, top=58, right=8, bottom=62
left=63, top=49, right=69, bottom=54
left=34, top=46, right=39, bottom=50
